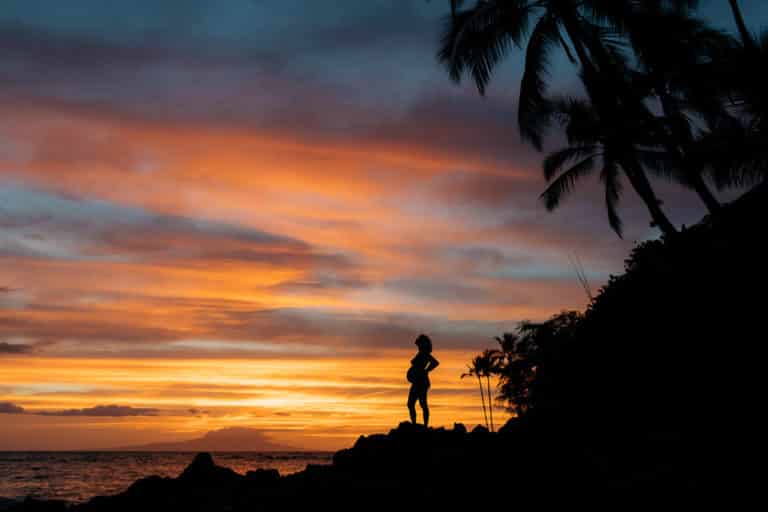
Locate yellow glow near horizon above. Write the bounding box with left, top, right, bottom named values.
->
left=0, top=353, right=502, bottom=450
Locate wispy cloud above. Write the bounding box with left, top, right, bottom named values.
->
left=37, top=404, right=159, bottom=417
left=0, top=342, right=31, bottom=354
left=0, top=401, right=24, bottom=414
left=0, top=402, right=158, bottom=416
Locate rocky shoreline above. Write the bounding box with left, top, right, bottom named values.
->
left=0, top=418, right=710, bottom=510
left=3, top=422, right=525, bottom=511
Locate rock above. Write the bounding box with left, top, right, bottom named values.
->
left=8, top=498, right=67, bottom=512
left=498, top=418, right=520, bottom=434
left=178, top=453, right=242, bottom=485
left=244, top=468, right=280, bottom=487
left=0, top=498, right=17, bottom=512
left=388, top=421, right=427, bottom=435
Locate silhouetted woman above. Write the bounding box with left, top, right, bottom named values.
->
left=407, top=334, right=439, bottom=427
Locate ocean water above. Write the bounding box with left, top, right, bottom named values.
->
left=0, top=451, right=333, bottom=503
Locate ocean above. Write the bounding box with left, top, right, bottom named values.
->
left=0, top=451, right=333, bottom=504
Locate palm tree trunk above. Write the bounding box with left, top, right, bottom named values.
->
left=477, top=375, right=489, bottom=429
left=689, top=173, right=722, bottom=213
left=568, top=6, right=715, bottom=221
left=728, top=0, right=754, bottom=48
left=623, top=158, right=679, bottom=236
left=486, top=374, right=494, bottom=432
left=657, top=91, right=722, bottom=213
left=554, top=6, right=679, bottom=237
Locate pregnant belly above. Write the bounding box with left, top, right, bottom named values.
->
left=407, top=367, right=429, bottom=387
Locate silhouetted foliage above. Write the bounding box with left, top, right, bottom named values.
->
left=461, top=349, right=500, bottom=430
left=490, top=311, right=582, bottom=418
left=439, top=0, right=768, bottom=236
left=451, top=181, right=765, bottom=501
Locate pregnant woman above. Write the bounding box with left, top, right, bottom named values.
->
left=407, top=334, right=440, bottom=427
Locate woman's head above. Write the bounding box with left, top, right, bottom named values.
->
left=415, top=334, right=432, bottom=353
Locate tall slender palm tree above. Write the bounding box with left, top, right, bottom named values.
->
left=462, top=356, right=489, bottom=429
left=462, top=350, right=502, bottom=431
left=481, top=349, right=503, bottom=431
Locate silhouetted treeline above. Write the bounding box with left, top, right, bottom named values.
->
left=461, top=182, right=765, bottom=499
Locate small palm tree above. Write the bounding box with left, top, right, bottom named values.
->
left=482, top=349, right=503, bottom=431
left=462, top=356, right=489, bottom=430
left=462, top=349, right=502, bottom=431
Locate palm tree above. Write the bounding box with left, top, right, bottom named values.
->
left=481, top=349, right=503, bottom=431
left=541, top=67, right=679, bottom=237
left=462, top=355, right=489, bottom=429
left=462, top=349, right=502, bottom=431
left=690, top=2, right=768, bottom=188
left=439, top=0, right=684, bottom=236
left=728, top=0, right=754, bottom=50
left=438, top=0, right=699, bottom=148
left=439, top=0, right=595, bottom=150
left=621, top=5, right=727, bottom=212
left=491, top=312, right=581, bottom=417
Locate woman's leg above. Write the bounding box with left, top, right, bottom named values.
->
left=407, top=386, right=418, bottom=424
left=418, top=389, right=429, bottom=427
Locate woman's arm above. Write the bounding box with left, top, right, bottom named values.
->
left=426, top=355, right=440, bottom=372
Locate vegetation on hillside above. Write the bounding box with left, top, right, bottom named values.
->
left=439, top=3, right=764, bottom=481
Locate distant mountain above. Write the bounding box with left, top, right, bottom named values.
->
left=113, top=427, right=293, bottom=452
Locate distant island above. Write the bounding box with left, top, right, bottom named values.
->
left=112, top=427, right=293, bottom=452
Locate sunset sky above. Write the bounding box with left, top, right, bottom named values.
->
left=2, top=1, right=766, bottom=450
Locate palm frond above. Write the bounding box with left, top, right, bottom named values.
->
left=518, top=12, right=562, bottom=149
left=551, top=97, right=602, bottom=146
left=600, top=158, right=624, bottom=237
left=438, top=1, right=533, bottom=94
left=543, top=145, right=599, bottom=181
left=540, top=155, right=597, bottom=210
left=636, top=149, right=678, bottom=182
